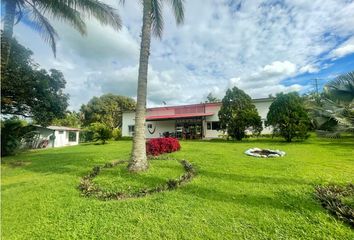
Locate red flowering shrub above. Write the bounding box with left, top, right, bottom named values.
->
left=146, top=137, right=181, bottom=156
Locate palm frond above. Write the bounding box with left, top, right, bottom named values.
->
left=166, top=0, right=184, bottom=24
left=324, top=71, right=354, bottom=104
left=14, top=1, right=24, bottom=25
left=61, top=0, right=122, bottom=31
left=151, top=0, right=164, bottom=38
left=35, top=0, right=86, bottom=35
left=26, top=1, right=58, bottom=56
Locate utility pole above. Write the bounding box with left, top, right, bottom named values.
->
left=314, top=78, right=319, bottom=96
left=312, top=78, right=321, bottom=104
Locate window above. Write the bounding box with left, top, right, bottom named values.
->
left=68, top=131, right=77, bottom=142
left=207, top=121, right=220, bottom=130
left=212, top=121, right=220, bottom=130
left=147, top=123, right=153, bottom=129
left=128, top=125, right=135, bottom=133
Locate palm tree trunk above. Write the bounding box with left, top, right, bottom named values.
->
left=1, top=0, right=16, bottom=69
left=128, top=0, right=152, bottom=172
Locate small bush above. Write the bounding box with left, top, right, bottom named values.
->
left=89, top=123, right=112, bottom=144
left=112, top=128, right=122, bottom=140
left=79, top=129, right=94, bottom=142
left=146, top=137, right=181, bottom=156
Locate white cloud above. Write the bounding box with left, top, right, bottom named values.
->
left=330, top=37, right=354, bottom=59
left=299, top=64, right=319, bottom=74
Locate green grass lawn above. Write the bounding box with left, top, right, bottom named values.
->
left=1, top=136, right=354, bottom=239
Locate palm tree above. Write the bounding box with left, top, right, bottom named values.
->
left=324, top=71, right=354, bottom=104
left=127, top=0, right=185, bottom=172
left=1, top=0, right=122, bottom=68
left=308, top=71, right=354, bottom=137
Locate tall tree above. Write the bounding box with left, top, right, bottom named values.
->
left=126, top=0, right=185, bottom=172
left=218, top=87, right=263, bottom=141
left=80, top=94, right=136, bottom=129
left=1, top=0, right=122, bottom=68
left=1, top=36, right=68, bottom=126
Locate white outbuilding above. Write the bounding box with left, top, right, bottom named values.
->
left=31, top=125, right=80, bottom=148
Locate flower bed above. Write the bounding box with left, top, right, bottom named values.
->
left=146, top=137, right=181, bottom=156
left=78, top=158, right=196, bottom=201
left=245, top=148, right=285, bottom=158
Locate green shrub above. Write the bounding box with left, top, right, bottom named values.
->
left=89, top=123, right=112, bottom=144
left=79, top=129, right=94, bottom=142
left=266, top=92, right=311, bottom=142
left=112, top=128, right=122, bottom=140
left=0, top=117, right=33, bottom=156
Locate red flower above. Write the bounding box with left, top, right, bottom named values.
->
left=146, top=138, right=181, bottom=156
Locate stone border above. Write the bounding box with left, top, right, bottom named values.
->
left=245, top=148, right=286, bottom=158
left=78, top=158, right=196, bottom=201
left=315, top=184, right=354, bottom=228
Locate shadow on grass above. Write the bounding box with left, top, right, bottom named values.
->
left=201, top=170, right=311, bottom=186
left=181, top=184, right=319, bottom=212
left=318, top=141, right=354, bottom=150
left=2, top=152, right=124, bottom=176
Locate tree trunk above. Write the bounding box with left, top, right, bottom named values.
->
left=1, top=0, right=16, bottom=70
left=128, top=0, right=152, bottom=172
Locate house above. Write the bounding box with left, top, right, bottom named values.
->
left=122, top=98, right=273, bottom=139
left=30, top=126, right=80, bottom=148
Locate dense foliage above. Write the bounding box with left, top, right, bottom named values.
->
left=88, top=123, right=112, bottom=144
left=1, top=36, right=68, bottom=126
left=0, top=117, right=34, bottom=156
left=146, top=138, right=181, bottom=156
left=266, top=92, right=310, bottom=142
left=52, top=111, right=81, bottom=128
left=218, top=87, right=262, bottom=140
left=80, top=94, right=135, bottom=129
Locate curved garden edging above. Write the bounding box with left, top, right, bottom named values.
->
left=315, top=184, right=354, bottom=228
left=78, top=158, right=197, bottom=201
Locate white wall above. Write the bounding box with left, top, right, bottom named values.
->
left=35, top=128, right=55, bottom=148
left=122, top=112, right=175, bottom=138
left=254, top=101, right=273, bottom=134
left=53, top=130, right=79, bottom=147
left=122, top=112, right=136, bottom=137
left=146, top=120, right=175, bottom=138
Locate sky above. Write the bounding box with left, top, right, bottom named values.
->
left=11, top=0, right=354, bottom=110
